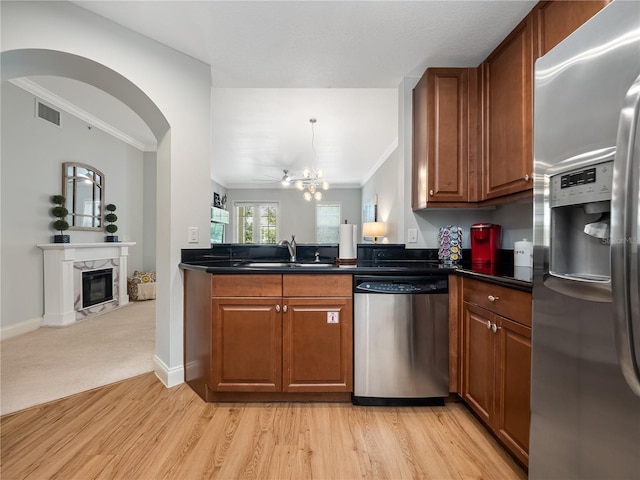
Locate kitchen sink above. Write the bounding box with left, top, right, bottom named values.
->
left=240, top=262, right=333, bottom=268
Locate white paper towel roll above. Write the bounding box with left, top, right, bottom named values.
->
left=339, top=224, right=357, bottom=259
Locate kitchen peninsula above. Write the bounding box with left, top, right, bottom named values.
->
left=181, top=242, right=532, bottom=465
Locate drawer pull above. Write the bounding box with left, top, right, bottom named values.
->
left=488, top=295, right=499, bottom=302
left=283, top=305, right=288, bottom=313
left=491, top=323, right=501, bottom=333
left=275, top=304, right=281, bottom=312
left=487, top=320, right=492, bottom=330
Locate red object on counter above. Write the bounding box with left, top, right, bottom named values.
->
left=470, top=223, right=501, bottom=264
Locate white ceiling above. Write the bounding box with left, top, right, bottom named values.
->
left=23, top=1, right=538, bottom=188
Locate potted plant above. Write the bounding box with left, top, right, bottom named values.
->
left=221, top=194, right=228, bottom=210
left=104, top=203, right=119, bottom=242
left=50, top=195, right=70, bottom=243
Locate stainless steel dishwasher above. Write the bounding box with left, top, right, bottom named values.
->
left=353, top=275, right=449, bottom=406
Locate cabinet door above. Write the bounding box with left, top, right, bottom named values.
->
left=413, top=68, right=478, bottom=208
left=482, top=13, right=535, bottom=199
left=536, top=1, right=609, bottom=57
left=426, top=68, right=472, bottom=203
left=283, top=297, right=353, bottom=392
left=212, top=297, right=282, bottom=392
left=495, top=315, right=531, bottom=467
left=462, top=302, right=496, bottom=425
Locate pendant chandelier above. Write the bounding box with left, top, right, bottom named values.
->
left=295, top=118, right=329, bottom=201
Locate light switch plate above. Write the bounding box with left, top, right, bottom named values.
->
left=188, top=227, right=199, bottom=243
left=407, top=228, right=418, bottom=243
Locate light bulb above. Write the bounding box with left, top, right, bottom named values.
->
left=296, top=180, right=304, bottom=190
left=315, top=169, right=324, bottom=179
left=308, top=183, right=316, bottom=193
left=281, top=178, right=290, bottom=186
left=303, top=168, right=311, bottom=179
left=303, top=191, right=312, bottom=201
left=322, top=180, right=329, bottom=190
left=314, top=191, right=322, bottom=201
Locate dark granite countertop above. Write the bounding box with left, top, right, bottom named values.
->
left=180, top=244, right=532, bottom=292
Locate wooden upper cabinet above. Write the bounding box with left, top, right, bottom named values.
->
left=482, top=13, right=535, bottom=200
left=412, top=67, right=478, bottom=209
left=535, top=1, right=609, bottom=57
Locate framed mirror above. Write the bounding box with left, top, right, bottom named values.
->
left=62, top=162, right=104, bottom=230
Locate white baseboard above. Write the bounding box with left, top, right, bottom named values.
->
left=1, top=316, right=43, bottom=341
left=153, top=355, right=184, bottom=388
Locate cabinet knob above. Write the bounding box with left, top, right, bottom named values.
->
left=429, top=189, right=434, bottom=196
left=283, top=305, right=288, bottom=313
left=488, top=295, right=499, bottom=302
left=487, top=320, right=492, bottom=330
left=275, top=304, right=281, bottom=312
left=524, top=174, right=530, bottom=182
left=491, top=323, right=501, bottom=333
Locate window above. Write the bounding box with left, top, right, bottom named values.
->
left=235, top=202, right=279, bottom=244
left=316, top=202, right=342, bottom=243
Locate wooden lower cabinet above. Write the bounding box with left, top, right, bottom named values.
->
left=283, top=298, right=352, bottom=392
left=212, top=297, right=282, bottom=392
left=462, top=280, right=532, bottom=467
left=207, top=274, right=353, bottom=398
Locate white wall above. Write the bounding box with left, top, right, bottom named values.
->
left=142, top=152, right=157, bottom=272
left=361, top=146, right=400, bottom=243
left=225, top=188, right=361, bottom=243
left=1, top=82, right=145, bottom=329
left=1, top=1, right=212, bottom=386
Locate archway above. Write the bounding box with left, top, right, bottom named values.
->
left=1, top=48, right=171, bottom=388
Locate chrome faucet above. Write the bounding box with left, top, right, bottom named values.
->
left=278, top=235, right=297, bottom=262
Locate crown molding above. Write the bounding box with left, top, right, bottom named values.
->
left=9, top=78, right=156, bottom=152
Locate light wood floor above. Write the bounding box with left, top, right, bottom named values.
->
left=1, top=373, right=526, bottom=480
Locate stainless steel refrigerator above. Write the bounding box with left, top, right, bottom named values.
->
left=531, top=1, right=640, bottom=479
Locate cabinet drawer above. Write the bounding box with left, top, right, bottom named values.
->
left=463, top=278, right=531, bottom=327
left=212, top=274, right=282, bottom=297
left=283, top=274, right=352, bottom=297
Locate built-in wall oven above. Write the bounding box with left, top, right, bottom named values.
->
left=353, top=275, right=449, bottom=406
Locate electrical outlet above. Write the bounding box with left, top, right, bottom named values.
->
left=188, top=227, right=199, bottom=243
left=407, top=228, right=418, bottom=243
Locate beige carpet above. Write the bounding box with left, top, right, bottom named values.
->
left=0, top=300, right=155, bottom=416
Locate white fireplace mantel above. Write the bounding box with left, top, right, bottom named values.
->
left=38, top=242, right=135, bottom=326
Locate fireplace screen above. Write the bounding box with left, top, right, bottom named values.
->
left=82, top=268, right=113, bottom=308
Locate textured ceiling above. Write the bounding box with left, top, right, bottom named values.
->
left=28, top=1, right=538, bottom=187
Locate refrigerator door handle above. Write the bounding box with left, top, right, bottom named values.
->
left=611, top=73, right=640, bottom=397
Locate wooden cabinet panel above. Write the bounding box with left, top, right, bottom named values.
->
left=463, top=277, right=532, bottom=327
left=482, top=14, right=535, bottom=199
left=212, top=297, right=282, bottom=392
left=462, top=302, right=495, bottom=425
left=412, top=67, right=478, bottom=208
left=283, top=298, right=353, bottom=392
left=496, top=315, right=531, bottom=466
left=536, top=1, right=609, bottom=57
left=283, top=274, right=351, bottom=297
left=212, top=274, right=282, bottom=297
left=183, top=269, right=213, bottom=400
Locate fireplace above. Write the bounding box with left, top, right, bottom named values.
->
left=82, top=268, right=114, bottom=309
left=38, top=242, right=134, bottom=326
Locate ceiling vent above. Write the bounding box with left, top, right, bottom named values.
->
left=37, top=101, right=61, bottom=126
